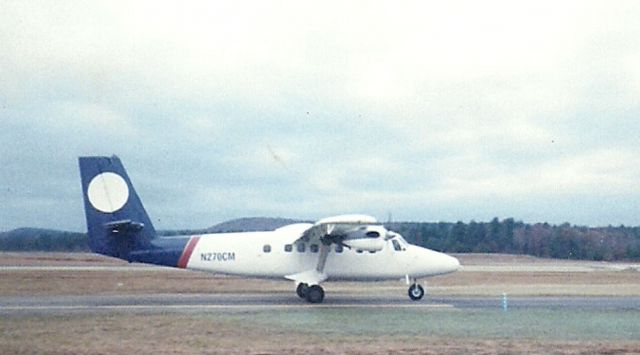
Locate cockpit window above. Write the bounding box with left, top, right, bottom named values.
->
left=391, top=235, right=408, bottom=251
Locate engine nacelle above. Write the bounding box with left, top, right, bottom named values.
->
left=343, top=238, right=386, bottom=252
left=342, top=225, right=387, bottom=252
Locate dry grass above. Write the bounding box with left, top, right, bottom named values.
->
left=0, top=252, right=121, bottom=266
left=433, top=269, right=640, bottom=296
left=1, top=313, right=639, bottom=355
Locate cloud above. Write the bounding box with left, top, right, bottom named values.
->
left=2, top=1, right=640, bottom=230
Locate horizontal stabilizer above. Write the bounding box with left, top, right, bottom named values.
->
left=103, top=219, right=144, bottom=234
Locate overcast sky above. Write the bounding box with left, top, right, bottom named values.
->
left=2, top=1, right=640, bottom=232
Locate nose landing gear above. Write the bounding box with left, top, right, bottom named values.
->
left=408, top=282, right=425, bottom=301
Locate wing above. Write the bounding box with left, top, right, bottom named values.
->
left=284, top=214, right=389, bottom=285
left=301, top=214, right=388, bottom=251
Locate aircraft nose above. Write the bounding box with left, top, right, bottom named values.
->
left=416, top=249, right=460, bottom=276
left=445, top=254, right=460, bottom=273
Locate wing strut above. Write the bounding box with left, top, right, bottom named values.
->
left=316, top=242, right=330, bottom=273
left=285, top=237, right=332, bottom=286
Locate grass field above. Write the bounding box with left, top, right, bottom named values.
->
left=2, top=309, right=640, bottom=354
left=1, top=252, right=639, bottom=354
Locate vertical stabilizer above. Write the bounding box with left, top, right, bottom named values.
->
left=79, top=155, right=156, bottom=259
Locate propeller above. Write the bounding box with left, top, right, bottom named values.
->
left=320, top=233, right=351, bottom=249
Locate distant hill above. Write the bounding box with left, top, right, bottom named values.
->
left=0, top=227, right=49, bottom=239
left=205, top=217, right=306, bottom=233
left=0, top=218, right=306, bottom=249
left=158, top=217, right=306, bottom=236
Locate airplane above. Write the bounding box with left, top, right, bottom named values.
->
left=79, top=155, right=460, bottom=303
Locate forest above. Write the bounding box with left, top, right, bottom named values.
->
left=389, top=218, right=640, bottom=261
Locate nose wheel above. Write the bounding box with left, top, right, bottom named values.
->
left=408, top=283, right=425, bottom=301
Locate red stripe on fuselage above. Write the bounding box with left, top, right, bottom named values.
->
left=177, top=236, right=201, bottom=268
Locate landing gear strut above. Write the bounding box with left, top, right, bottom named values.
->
left=408, top=282, right=425, bottom=301
left=296, top=283, right=325, bottom=303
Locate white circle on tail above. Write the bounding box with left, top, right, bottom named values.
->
left=87, top=172, right=129, bottom=213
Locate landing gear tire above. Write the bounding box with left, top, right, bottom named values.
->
left=305, top=285, right=325, bottom=304
left=296, top=283, right=309, bottom=299
left=408, top=284, right=424, bottom=301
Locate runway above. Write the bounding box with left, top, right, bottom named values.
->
left=2, top=263, right=639, bottom=272
left=0, top=265, right=161, bottom=271
left=2, top=293, right=639, bottom=316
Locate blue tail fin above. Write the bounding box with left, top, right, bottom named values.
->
left=79, top=155, right=156, bottom=259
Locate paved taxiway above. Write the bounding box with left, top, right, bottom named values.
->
left=2, top=293, right=639, bottom=316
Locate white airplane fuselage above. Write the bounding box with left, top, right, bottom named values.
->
left=79, top=155, right=460, bottom=303
left=174, top=224, right=459, bottom=281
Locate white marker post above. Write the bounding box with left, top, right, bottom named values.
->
left=502, top=292, right=508, bottom=312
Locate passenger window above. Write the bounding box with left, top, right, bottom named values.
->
left=297, top=243, right=306, bottom=252
left=335, top=244, right=343, bottom=253
left=392, top=240, right=402, bottom=251
left=310, top=244, right=319, bottom=253
left=263, top=244, right=271, bottom=253
left=284, top=244, right=292, bottom=252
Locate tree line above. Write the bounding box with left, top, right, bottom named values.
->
left=0, top=228, right=89, bottom=252
left=387, top=218, right=640, bottom=261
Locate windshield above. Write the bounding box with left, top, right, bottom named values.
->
left=396, top=234, right=409, bottom=246
left=391, top=234, right=408, bottom=251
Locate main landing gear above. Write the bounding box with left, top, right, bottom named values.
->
left=296, top=283, right=325, bottom=304
left=408, top=282, right=425, bottom=301
left=297, top=281, right=424, bottom=303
